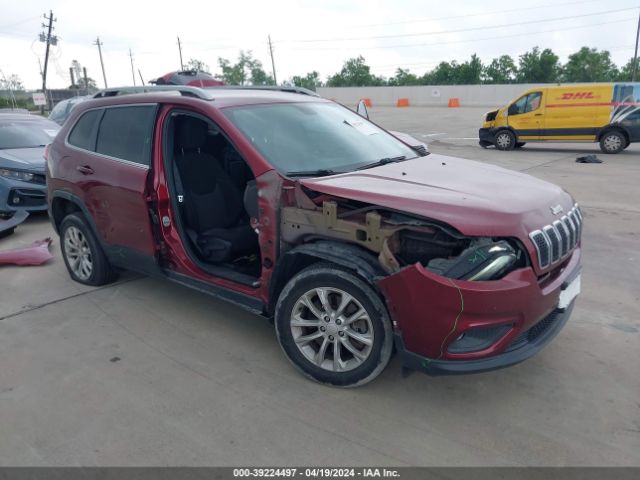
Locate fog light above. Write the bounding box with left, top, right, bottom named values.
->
left=447, top=325, right=511, bottom=353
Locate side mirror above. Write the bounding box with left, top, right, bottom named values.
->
left=356, top=100, right=369, bottom=119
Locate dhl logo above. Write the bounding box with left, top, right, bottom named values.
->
left=560, top=92, right=595, bottom=100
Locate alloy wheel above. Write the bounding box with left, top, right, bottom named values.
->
left=290, top=287, right=374, bottom=372
left=64, top=225, right=93, bottom=281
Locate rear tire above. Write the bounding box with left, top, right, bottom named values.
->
left=599, top=130, right=625, bottom=154
left=274, top=263, right=393, bottom=387
left=60, top=213, right=117, bottom=286
left=495, top=130, right=516, bottom=151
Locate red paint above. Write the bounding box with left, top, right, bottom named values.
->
left=47, top=90, right=582, bottom=371
left=301, top=155, right=574, bottom=276
left=0, top=238, right=53, bottom=266
left=379, top=248, right=580, bottom=360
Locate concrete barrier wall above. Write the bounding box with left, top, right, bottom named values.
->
left=317, top=84, right=552, bottom=107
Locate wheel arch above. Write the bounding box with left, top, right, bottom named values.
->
left=51, top=191, right=85, bottom=233
left=268, top=241, right=386, bottom=315
left=598, top=125, right=630, bottom=144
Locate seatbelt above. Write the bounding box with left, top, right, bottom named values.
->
left=172, top=160, right=185, bottom=205
left=172, top=159, right=204, bottom=256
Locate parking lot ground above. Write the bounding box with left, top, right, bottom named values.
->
left=0, top=107, right=639, bottom=466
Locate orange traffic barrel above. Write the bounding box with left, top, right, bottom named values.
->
left=448, top=97, right=460, bottom=107
left=396, top=98, right=409, bottom=107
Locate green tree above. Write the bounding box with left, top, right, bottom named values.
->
left=290, top=71, right=323, bottom=91
left=456, top=54, right=483, bottom=84
left=423, top=61, right=459, bottom=84
left=217, top=51, right=273, bottom=85
left=185, top=58, right=210, bottom=73
left=516, top=47, right=560, bottom=83
left=483, top=55, right=517, bottom=84
left=617, top=57, right=640, bottom=81
left=562, top=47, right=618, bottom=82
left=326, top=56, right=385, bottom=87
left=388, top=68, right=420, bottom=86
left=0, top=74, right=24, bottom=91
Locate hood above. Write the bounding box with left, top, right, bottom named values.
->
left=0, top=147, right=46, bottom=171
left=300, top=154, right=574, bottom=239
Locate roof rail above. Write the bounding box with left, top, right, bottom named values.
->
left=208, top=85, right=320, bottom=97
left=92, top=85, right=211, bottom=100
left=92, top=84, right=320, bottom=100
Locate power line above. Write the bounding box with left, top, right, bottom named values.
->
left=0, top=15, right=40, bottom=31
left=285, top=17, right=634, bottom=52
left=280, top=6, right=638, bottom=44
left=348, top=0, right=604, bottom=28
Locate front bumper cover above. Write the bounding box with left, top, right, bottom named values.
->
left=479, top=127, right=495, bottom=146
left=378, top=247, right=580, bottom=374
left=394, top=301, right=574, bottom=375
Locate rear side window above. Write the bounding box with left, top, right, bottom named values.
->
left=96, top=105, right=156, bottom=166
left=68, top=109, right=102, bottom=151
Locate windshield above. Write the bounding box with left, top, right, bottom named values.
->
left=223, top=102, right=416, bottom=175
left=0, top=119, right=59, bottom=149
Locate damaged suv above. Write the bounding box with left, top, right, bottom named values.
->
left=46, top=86, right=582, bottom=386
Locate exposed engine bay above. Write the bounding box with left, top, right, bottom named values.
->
left=281, top=194, right=527, bottom=281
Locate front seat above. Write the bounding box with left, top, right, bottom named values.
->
left=174, top=117, right=258, bottom=263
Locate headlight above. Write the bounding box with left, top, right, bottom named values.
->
left=0, top=168, right=34, bottom=182
left=427, top=239, right=518, bottom=281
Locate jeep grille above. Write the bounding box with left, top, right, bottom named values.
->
left=529, top=204, right=583, bottom=269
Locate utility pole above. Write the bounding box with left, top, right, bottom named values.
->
left=39, top=10, right=57, bottom=111
left=69, top=67, right=75, bottom=87
left=83, top=67, right=88, bottom=93
left=268, top=35, right=277, bottom=85
left=138, top=69, right=145, bottom=86
left=94, top=37, right=107, bottom=88
left=129, top=48, right=136, bottom=85
left=633, top=9, right=640, bottom=82
left=177, top=36, right=184, bottom=70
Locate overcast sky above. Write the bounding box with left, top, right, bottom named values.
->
left=1, top=0, right=639, bottom=90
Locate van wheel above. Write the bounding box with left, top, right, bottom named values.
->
left=60, top=213, right=117, bottom=286
left=274, top=263, right=393, bottom=387
left=515, top=142, right=526, bottom=149
left=495, top=130, right=516, bottom=151
left=599, top=130, right=625, bottom=154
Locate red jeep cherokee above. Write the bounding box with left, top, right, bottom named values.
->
left=46, top=86, right=582, bottom=386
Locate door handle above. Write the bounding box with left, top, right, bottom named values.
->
left=76, top=165, right=94, bottom=175
left=534, top=113, right=543, bottom=116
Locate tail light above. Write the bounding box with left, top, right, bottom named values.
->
left=43, top=144, right=51, bottom=163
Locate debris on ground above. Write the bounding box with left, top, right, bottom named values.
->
left=576, top=155, right=603, bottom=163
left=0, top=211, right=29, bottom=239
left=0, top=238, right=53, bottom=266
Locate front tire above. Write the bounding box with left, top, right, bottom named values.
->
left=599, top=130, right=625, bottom=154
left=275, top=263, right=393, bottom=387
left=495, top=130, right=516, bottom=151
left=60, top=213, right=117, bottom=286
